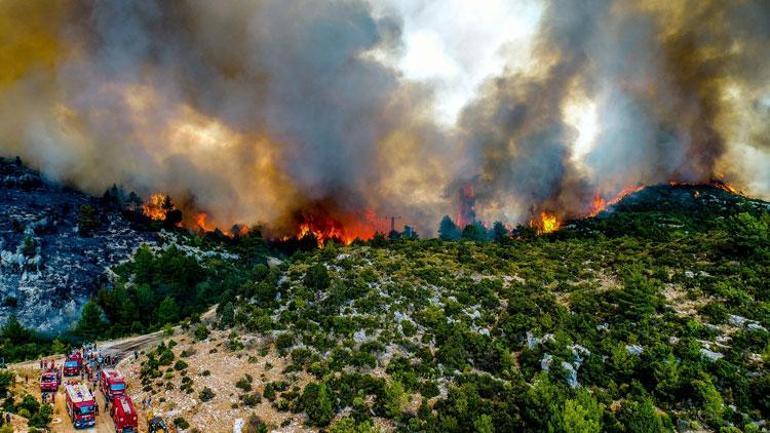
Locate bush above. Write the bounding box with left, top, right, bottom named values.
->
left=301, top=382, right=335, bottom=427
left=243, top=414, right=269, bottom=433
left=619, top=398, right=667, bottom=433
left=304, top=264, right=330, bottom=291
left=174, top=416, right=190, bottom=429
left=199, top=387, right=216, bottom=402
left=194, top=324, right=210, bottom=341
left=236, top=375, right=253, bottom=392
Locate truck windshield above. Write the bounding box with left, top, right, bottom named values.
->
left=64, top=361, right=78, bottom=368
left=41, top=376, right=55, bottom=382
left=78, top=405, right=95, bottom=415
left=111, top=383, right=126, bottom=391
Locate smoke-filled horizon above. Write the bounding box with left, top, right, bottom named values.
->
left=1, top=0, right=768, bottom=237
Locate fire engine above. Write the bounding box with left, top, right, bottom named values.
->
left=39, top=370, right=59, bottom=393
left=63, top=352, right=83, bottom=376
left=110, top=395, right=138, bottom=433
left=64, top=383, right=96, bottom=429
left=100, top=368, right=127, bottom=399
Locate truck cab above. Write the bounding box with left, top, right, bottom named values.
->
left=100, top=368, right=127, bottom=399
left=64, top=383, right=96, bottom=429
left=40, top=370, right=59, bottom=393
left=110, top=395, right=138, bottom=433
left=63, top=353, right=83, bottom=376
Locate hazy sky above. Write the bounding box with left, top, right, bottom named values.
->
left=370, top=0, right=543, bottom=124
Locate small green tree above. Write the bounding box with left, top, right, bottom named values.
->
left=0, top=370, right=15, bottom=398
left=218, top=302, right=235, bottom=329
left=194, top=324, right=210, bottom=341
left=620, top=398, right=667, bottom=433
left=474, top=414, right=495, bottom=433
left=156, top=296, right=180, bottom=325
left=77, top=204, right=100, bottom=236
left=438, top=215, right=461, bottom=241
left=75, top=301, right=106, bottom=339
left=383, top=380, right=407, bottom=418
left=491, top=221, right=509, bottom=243
left=563, top=390, right=602, bottom=433
left=304, top=264, right=330, bottom=291
left=51, top=339, right=66, bottom=354
left=695, top=378, right=725, bottom=426
left=302, top=382, right=335, bottom=426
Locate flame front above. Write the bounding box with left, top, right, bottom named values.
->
left=532, top=211, right=561, bottom=235
left=290, top=207, right=379, bottom=246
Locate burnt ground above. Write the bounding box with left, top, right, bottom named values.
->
left=0, top=157, right=157, bottom=332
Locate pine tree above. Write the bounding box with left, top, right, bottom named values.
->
left=563, top=390, right=602, bottom=433
left=438, top=215, right=461, bottom=240
left=156, top=296, right=180, bottom=325
left=76, top=301, right=106, bottom=339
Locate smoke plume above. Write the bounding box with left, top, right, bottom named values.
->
left=457, top=0, right=770, bottom=223
left=0, top=0, right=768, bottom=236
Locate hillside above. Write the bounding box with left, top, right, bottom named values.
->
left=112, top=184, right=770, bottom=433
left=0, top=182, right=768, bottom=432
left=0, top=157, right=158, bottom=333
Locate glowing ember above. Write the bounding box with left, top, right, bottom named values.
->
left=142, top=193, right=170, bottom=221
left=531, top=211, right=561, bottom=234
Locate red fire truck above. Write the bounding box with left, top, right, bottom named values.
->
left=110, top=395, right=139, bottom=433
left=64, top=383, right=96, bottom=429
left=39, top=370, right=59, bottom=393
left=63, top=353, right=83, bottom=376
left=100, top=368, right=127, bottom=399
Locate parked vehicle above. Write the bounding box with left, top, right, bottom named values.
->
left=40, top=370, right=59, bottom=393
left=64, top=383, right=96, bottom=429
left=148, top=416, right=169, bottom=433
left=63, top=353, right=83, bottom=376
left=99, top=368, right=127, bottom=400
left=110, top=395, right=138, bottom=433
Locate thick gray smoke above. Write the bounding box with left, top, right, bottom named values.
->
left=0, top=0, right=768, bottom=235
left=456, top=0, right=770, bottom=223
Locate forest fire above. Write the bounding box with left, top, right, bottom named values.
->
left=531, top=211, right=561, bottom=235
left=589, top=185, right=646, bottom=216
left=289, top=207, right=379, bottom=246
left=193, top=212, right=217, bottom=233
left=142, top=193, right=171, bottom=221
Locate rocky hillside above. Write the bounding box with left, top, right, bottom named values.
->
left=121, top=184, right=770, bottom=433
left=0, top=157, right=157, bottom=333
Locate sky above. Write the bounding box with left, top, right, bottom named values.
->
left=370, top=0, right=544, bottom=124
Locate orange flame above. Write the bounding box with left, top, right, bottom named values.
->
left=193, top=212, right=217, bottom=233
left=142, top=193, right=169, bottom=221
left=290, top=208, right=379, bottom=246
left=531, top=211, right=561, bottom=234
left=589, top=185, right=645, bottom=216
